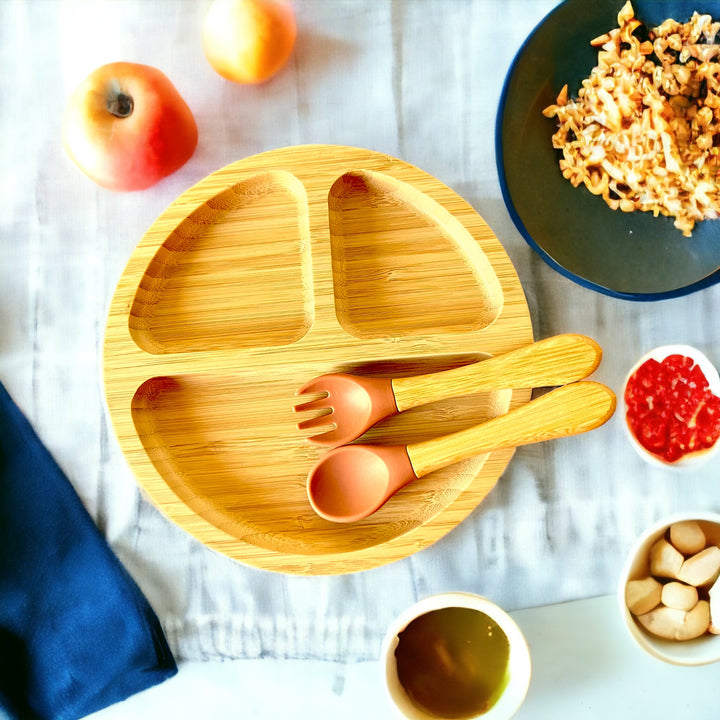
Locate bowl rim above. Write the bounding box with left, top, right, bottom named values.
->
left=494, top=0, right=720, bottom=301
left=381, top=591, right=532, bottom=719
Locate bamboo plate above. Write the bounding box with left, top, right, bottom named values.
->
left=103, top=144, right=533, bottom=575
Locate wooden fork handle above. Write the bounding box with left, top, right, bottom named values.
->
left=391, top=334, right=602, bottom=412
left=406, top=381, right=616, bottom=478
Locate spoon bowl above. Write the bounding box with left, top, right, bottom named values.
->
left=307, top=445, right=415, bottom=523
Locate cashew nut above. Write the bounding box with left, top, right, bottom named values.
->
left=708, top=575, right=720, bottom=635
left=636, top=600, right=710, bottom=641
left=649, top=537, right=684, bottom=579
left=669, top=520, right=706, bottom=555
left=625, top=576, right=662, bottom=615
left=661, top=581, right=698, bottom=612
left=678, top=546, right=720, bottom=587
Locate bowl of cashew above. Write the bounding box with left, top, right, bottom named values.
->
left=619, top=512, right=720, bottom=666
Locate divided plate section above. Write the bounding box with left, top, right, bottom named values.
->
left=329, top=170, right=502, bottom=340
left=129, top=171, right=312, bottom=354
left=104, top=145, right=533, bottom=574
left=130, top=361, right=511, bottom=556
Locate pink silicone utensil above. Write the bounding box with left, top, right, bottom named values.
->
left=306, top=381, right=616, bottom=522
left=295, top=334, right=602, bottom=446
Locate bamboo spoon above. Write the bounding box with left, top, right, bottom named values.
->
left=307, top=381, right=616, bottom=523
left=295, top=334, right=602, bottom=446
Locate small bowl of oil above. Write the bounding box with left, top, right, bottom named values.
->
left=381, top=592, right=531, bottom=720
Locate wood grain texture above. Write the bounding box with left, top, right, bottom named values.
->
left=407, top=381, right=616, bottom=478
left=391, top=333, right=601, bottom=411
left=103, top=144, right=533, bottom=574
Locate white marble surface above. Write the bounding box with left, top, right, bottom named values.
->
left=3, top=0, right=720, bottom=716
left=87, top=595, right=720, bottom=718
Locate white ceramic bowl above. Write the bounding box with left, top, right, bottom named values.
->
left=381, top=592, right=531, bottom=719
left=618, top=512, right=720, bottom=666
left=622, top=344, right=720, bottom=469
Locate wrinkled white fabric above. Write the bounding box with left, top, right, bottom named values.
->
left=4, top=0, right=720, bottom=663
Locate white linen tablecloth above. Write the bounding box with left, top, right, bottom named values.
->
left=3, top=0, right=720, bottom=664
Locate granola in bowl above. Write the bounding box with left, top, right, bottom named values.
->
left=543, top=1, right=720, bottom=237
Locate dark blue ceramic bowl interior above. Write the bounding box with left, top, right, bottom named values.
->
left=497, top=0, right=720, bottom=300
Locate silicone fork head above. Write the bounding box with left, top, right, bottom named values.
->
left=294, top=373, right=398, bottom=447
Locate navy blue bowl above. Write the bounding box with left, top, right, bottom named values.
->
left=496, top=0, right=720, bottom=300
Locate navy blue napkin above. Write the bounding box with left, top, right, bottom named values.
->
left=0, top=381, right=177, bottom=720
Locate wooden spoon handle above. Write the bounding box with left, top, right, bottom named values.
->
left=391, top=334, right=601, bottom=412
left=406, top=381, right=616, bottom=478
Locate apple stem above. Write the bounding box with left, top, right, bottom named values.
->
left=107, top=92, right=134, bottom=118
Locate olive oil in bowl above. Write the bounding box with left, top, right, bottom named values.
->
left=394, top=606, right=510, bottom=718
left=383, top=593, right=531, bottom=720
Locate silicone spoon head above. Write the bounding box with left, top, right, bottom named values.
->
left=306, top=444, right=417, bottom=523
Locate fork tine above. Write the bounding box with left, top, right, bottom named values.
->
left=302, top=428, right=343, bottom=445
left=297, top=412, right=335, bottom=432
left=296, top=376, right=331, bottom=396
left=293, top=396, right=331, bottom=414
left=294, top=375, right=342, bottom=443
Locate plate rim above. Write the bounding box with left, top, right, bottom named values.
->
left=103, top=143, right=534, bottom=575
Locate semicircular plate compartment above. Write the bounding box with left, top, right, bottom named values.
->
left=129, top=372, right=514, bottom=558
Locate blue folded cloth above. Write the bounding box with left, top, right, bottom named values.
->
left=0, top=381, right=177, bottom=720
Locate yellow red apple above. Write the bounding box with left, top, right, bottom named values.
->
left=203, top=0, right=297, bottom=84
left=62, top=62, right=198, bottom=191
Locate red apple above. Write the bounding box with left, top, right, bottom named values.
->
left=62, top=62, right=198, bottom=191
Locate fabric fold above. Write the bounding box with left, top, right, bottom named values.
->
left=0, top=381, right=177, bottom=720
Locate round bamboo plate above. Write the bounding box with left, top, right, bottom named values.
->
left=103, top=145, right=533, bottom=575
